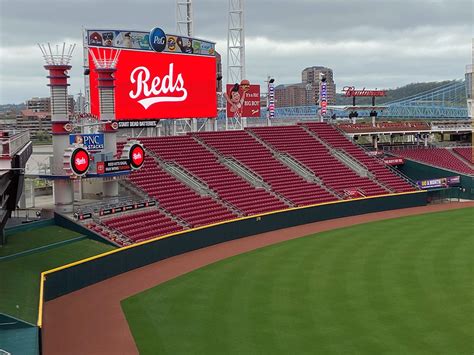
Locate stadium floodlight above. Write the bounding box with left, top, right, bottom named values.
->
left=38, top=42, right=76, bottom=66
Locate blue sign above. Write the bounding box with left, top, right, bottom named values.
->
left=149, top=27, right=166, bottom=52
left=69, top=133, right=104, bottom=151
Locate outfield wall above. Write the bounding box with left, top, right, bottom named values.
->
left=398, top=160, right=474, bottom=200
left=39, top=191, right=426, bottom=311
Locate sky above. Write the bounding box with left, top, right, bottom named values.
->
left=0, top=0, right=472, bottom=104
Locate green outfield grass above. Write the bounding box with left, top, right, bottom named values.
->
left=122, top=208, right=474, bottom=355
left=0, top=226, right=114, bottom=323
left=0, top=225, right=82, bottom=257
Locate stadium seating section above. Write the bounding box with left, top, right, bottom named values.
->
left=303, top=123, right=415, bottom=193
left=90, top=123, right=417, bottom=245
left=338, top=121, right=430, bottom=133
left=452, top=147, right=473, bottom=164
left=392, top=147, right=474, bottom=175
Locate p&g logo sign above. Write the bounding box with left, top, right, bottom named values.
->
left=149, top=27, right=166, bottom=52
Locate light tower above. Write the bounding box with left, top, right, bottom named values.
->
left=176, top=0, right=193, bottom=36
left=175, top=0, right=198, bottom=134
left=227, top=0, right=245, bottom=84
left=467, top=40, right=473, bottom=120
left=38, top=42, right=76, bottom=212
left=89, top=48, right=121, bottom=197
left=226, top=0, right=246, bottom=129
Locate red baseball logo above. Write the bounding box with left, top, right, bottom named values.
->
left=130, top=145, right=145, bottom=169
left=71, top=148, right=90, bottom=175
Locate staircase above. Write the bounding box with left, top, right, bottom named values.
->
left=220, top=157, right=269, bottom=189
left=331, top=149, right=372, bottom=178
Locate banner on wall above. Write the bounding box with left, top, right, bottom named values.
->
left=225, top=81, right=261, bottom=118
left=416, top=176, right=461, bottom=189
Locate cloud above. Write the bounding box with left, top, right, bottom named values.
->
left=0, top=0, right=472, bottom=103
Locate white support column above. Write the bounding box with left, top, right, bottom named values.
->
left=176, top=0, right=193, bottom=37
left=39, top=42, right=76, bottom=212
left=227, top=0, right=246, bottom=89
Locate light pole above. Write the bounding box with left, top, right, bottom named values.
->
left=266, top=77, right=275, bottom=127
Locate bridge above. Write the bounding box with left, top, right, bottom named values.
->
left=217, top=79, right=469, bottom=120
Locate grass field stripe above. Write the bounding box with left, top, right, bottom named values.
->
left=0, top=236, right=87, bottom=262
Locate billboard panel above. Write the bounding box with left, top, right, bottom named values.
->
left=225, top=83, right=261, bottom=118
left=416, top=176, right=461, bottom=189
left=69, top=133, right=104, bottom=151
left=88, top=48, right=217, bottom=120
left=86, top=29, right=215, bottom=56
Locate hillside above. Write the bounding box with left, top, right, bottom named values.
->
left=335, top=80, right=466, bottom=105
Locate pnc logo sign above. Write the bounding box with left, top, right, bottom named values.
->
left=149, top=27, right=166, bottom=52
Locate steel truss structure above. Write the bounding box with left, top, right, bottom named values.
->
left=259, top=80, right=469, bottom=120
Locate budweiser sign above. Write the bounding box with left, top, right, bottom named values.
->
left=342, top=86, right=386, bottom=97
left=89, top=47, right=216, bottom=120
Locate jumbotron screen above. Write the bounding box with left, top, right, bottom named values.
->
left=88, top=48, right=217, bottom=120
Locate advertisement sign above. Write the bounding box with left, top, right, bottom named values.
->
left=117, top=121, right=158, bottom=128
left=320, top=81, right=328, bottom=116
left=71, top=149, right=90, bottom=176
left=342, top=86, right=386, bottom=97
left=96, top=159, right=131, bottom=174
left=98, top=200, right=156, bottom=217
left=416, top=176, right=461, bottom=189
left=74, top=212, right=93, bottom=220
left=383, top=157, right=405, bottom=166
left=446, top=176, right=461, bottom=185
left=69, top=133, right=104, bottom=151
left=86, top=29, right=215, bottom=56
left=225, top=82, right=261, bottom=118
left=64, top=146, right=90, bottom=177
left=128, top=144, right=145, bottom=170
left=88, top=47, right=217, bottom=120
left=121, top=141, right=145, bottom=170
left=268, top=82, right=275, bottom=119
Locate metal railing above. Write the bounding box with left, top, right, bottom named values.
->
left=220, top=157, right=269, bottom=190
left=162, top=161, right=216, bottom=197
left=0, top=130, right=30, bottom=158
left=276, top=153, right=321, bottom=183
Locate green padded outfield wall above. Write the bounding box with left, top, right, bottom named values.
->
left=398, top=160, right=474, bottom=200
left=43, top=192, right=427, bottom=302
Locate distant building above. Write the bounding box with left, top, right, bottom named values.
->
left=17, top=110, right=51, bottom=137
left=26, top=96, right=75, bottom=114
left=275, top=83, right=311, bottom=107
left=301, top=66, right=336, bottom=105
left=75, top=93, right=86, bottom=114
left=466, top=64, right=473, bottom=118
left=274, top=66, right=336, bottom=108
